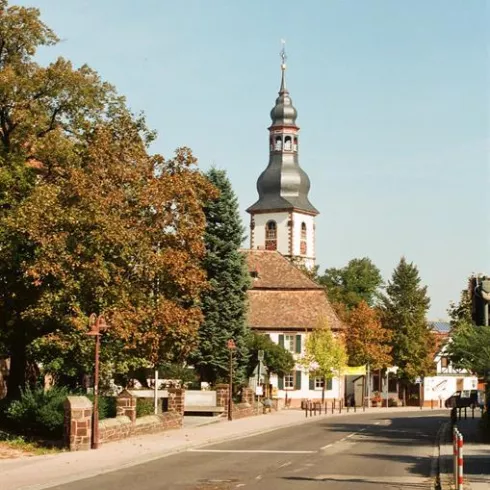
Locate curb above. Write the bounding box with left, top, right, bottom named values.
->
left=17, top=407, right=449, bottom=490
left=437, top=420, right=453, bottom=490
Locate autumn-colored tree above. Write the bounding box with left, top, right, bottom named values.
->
left=0, top=2, right=215, bottom=397
left=346, top=301, right=392, bottom=369
left=300, top=319, right=348, bottom=402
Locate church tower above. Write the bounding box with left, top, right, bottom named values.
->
left=247, top=44, right=319, bottom=269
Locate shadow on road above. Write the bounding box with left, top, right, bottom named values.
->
left=283, top=475, right=429, bottom=488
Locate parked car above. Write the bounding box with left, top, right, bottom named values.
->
left=444, top=390, right=486, bottom=409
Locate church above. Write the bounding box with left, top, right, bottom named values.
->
left=242, top=49, right=343, bottom=407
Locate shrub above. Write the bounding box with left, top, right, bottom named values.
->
left=86, top=395, right=117, bottom=420
left=136, top=398, right=154, bottom=418
left=3, top=386, right=69, bottom=439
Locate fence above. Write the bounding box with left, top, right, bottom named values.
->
left=303, top=399, right=349, bottom=418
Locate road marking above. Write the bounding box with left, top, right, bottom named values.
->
left=188, top=449, right=317, bottom=454
left=278, top=461, right=292, bottom=468
left=340, top=438, right=346, bottom=442
left=374, top=421, right=381, bottom=425
left=255, top=475, right=262, bottom=480
left=359, top=428, right=366, bottom=431
left=235, top=485, right=246, bottom=488
left=320, top=443, right=333, bottom=449
left=347, top=433, right=355, bottom=438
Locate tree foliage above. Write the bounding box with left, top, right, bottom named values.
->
left=346, top=300, right=392, bottom=369
left=246, top=332, right=294, bottom=378
left=300, top=319, right=347, bottom=400
left=190, top=168, right=251, bottom=385
left=382, top=257, right=435, bottom=381
left=447, top=322, right=490, bottom=377
left=319, top=257, right=383, bottom=310
left=0, top=2, right=214, bottom=397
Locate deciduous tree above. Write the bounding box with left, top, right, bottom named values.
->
left=0, top=1, right=214, bottom=396
left=346, top=301, right=392, bottom=369
left=300, top=319, right=347, bottom=402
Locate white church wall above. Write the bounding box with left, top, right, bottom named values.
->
left=291, top=212, right=315, bottom=264
left=251, top=212, right=290, bottom=255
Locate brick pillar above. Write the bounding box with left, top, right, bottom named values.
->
left=116, top=390, right=136, bottom=423
left=241, top=387, right=254, bottom=405
left=167, top=388, right=185, bottom=416
left=216, top=384, right=230, bottom=417
left=64, top=396, right=93, bottom=451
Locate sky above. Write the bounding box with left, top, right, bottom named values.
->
left=15, top=0, right=489, bottom=319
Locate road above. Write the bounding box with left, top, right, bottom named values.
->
left=49, top=411, right=446, bottom=490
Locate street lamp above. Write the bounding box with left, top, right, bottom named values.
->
left=86, top=313, right=108, bottom=449
left=227, top=339, right=236, bottom=421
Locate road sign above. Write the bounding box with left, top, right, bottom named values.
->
left=415, top=377, right=423, bottom=384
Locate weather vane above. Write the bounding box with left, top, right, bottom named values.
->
left=280, top=39, right=287, bottom=71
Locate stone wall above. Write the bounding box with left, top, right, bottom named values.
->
left=64, top=389, right=184, bottom=450
left=64, top=396, right=93, bottom=451
left=215, top=384, right=259, bottom=419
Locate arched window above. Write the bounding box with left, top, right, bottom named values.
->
left=293, top=136, right=298, bottom=152
left=270, top=136, right=274, bottom=151
left=265, top=221, right=277, bottom=250
left=284, top=136, right=292, bottom=151
left=274, top=136, right=282, bottom=151
left=300, top=222, right=307, bottom=255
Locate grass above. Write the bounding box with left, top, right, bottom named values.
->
left=0, top=430, right=62, bottom=456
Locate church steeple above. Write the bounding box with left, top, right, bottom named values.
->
left=247, top=42, right=318, bottom=269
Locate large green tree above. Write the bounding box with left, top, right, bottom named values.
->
left=0, top=1, right=214, bottom=397
left=382, top=257, right=435, bottom=395
left=190, top=168, right=251, bottom=385
left=319, top=257, right=383, bottom=311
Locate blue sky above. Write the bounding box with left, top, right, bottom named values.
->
left=17, top=0, right=489, bottom=319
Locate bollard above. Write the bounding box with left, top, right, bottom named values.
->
left=453, top=427, right=458, bottom=488
left=313, top=402, right=317, bottom=416
left=331, top=401, right=334, bottom=414
left=457, top=432, right=464, bottom=490
left=472, top=407, right=475, bottom=419
left=309, top=400, right=313, bottom=417
left=305, top=400, right=308, bottom=418
left=339, top=400, right=342, bottom=414
left=431, top=399, right=433, bottom=410
left=464, top=407, right=467, bottom=420
left=354, top=403, right=356, bottom=413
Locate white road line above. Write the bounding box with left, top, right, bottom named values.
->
left=278, top=461, right=292, bottom=468
left=339, top=438, right=346, bottom=442
left=188, top=449, right=317, bottom=454
left=359, top=428, right=366, bottom=431
left=320, top=443, right=333, bottom=450
left=347, top=433, right=355, bottom=438
left=255, top=475, right=262, bottom=480
left=374, top=422, right=381, bottom=425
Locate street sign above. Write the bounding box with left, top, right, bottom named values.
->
left=415, top=377, right=423, bottom=384
left=255, top=385, right=264, bottom=396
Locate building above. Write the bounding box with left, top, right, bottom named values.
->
left=246, top=47, right=318, bottom=270
left=244, top=48, right=343, bottom=407
left=422, top=321, right=478, bottom=406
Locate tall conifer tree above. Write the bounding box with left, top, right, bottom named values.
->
left=191, top=168, right=251, bottom=385
left=382, top=257, right=435, bottom=399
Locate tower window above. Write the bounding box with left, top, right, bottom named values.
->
left=300, top=222, right=307, bottom=255
left=293, top=136, right=298, bottom=152
left=284, top=136, right=292, bottom=151
left=265, top=221, right=277, bottom=250
left=270, top=136, right=274, bottom=151
left=274, top=136, right=282, bottom=151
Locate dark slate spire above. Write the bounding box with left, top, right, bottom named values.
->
left=247, top=43, right=318, bottom=216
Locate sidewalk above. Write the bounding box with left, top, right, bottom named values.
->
left=439, top=413, right=490, bottom=490
left=2, top=406, right=441, bottom=490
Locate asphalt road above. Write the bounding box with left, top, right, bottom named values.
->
left=49, top=410, right=446, bottom=490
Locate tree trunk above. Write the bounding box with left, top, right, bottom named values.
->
left=6, top=336, right=27, bottom=399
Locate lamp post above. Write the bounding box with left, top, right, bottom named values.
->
left=227, top=339, right=236, bottom=421
left=86, top=313, right=108, bottom=449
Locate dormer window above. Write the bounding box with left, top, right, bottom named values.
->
left=300, top=222, right=307, bottom=255
left=265, top=220, right=277, bottom=250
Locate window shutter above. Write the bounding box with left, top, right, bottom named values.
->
left=278, top=334, right=284, bottom=348
left=295, top=334, right=301, bottom=353
left=309, top=375, right=315, bottom=390
left=326, top=378, right=333, bottom=391
left=295, top=371, right=302, bottom=390
left=278, top=374, right=284, bottom=390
